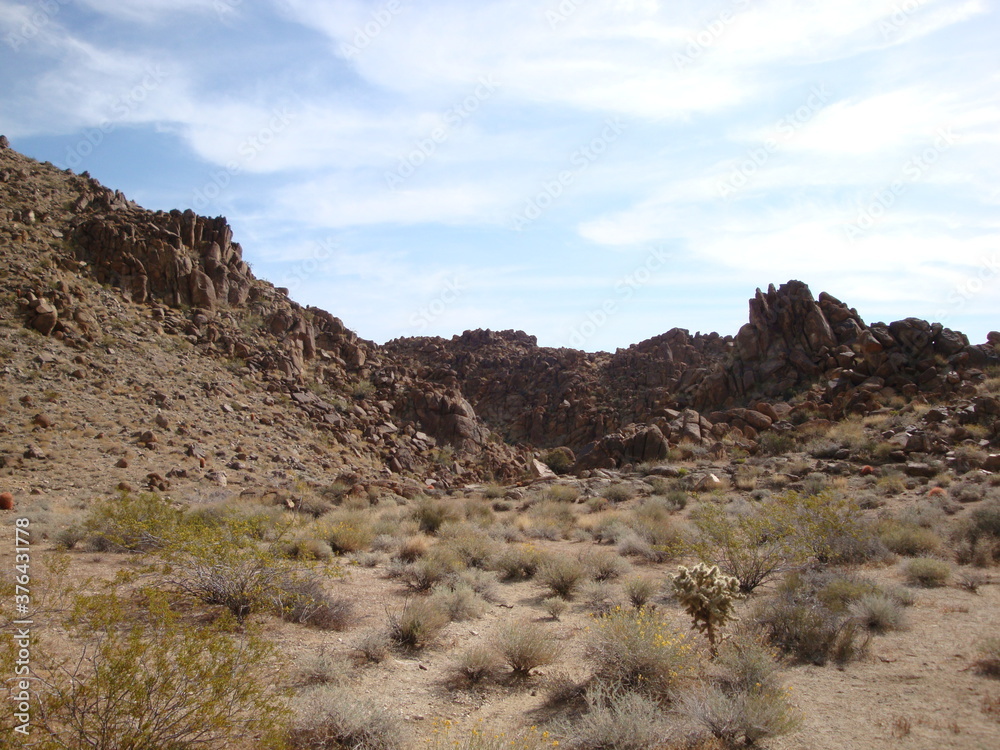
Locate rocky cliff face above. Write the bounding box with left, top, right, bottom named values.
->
left=2, top=138, right=997, bottom=481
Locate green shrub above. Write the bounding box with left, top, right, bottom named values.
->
left=757, top=431, right=795, bottom=456
left=581, top=547, right=630, bottom=581
left=36, top=592, right=285, bottom=749
left=84, top=492, right=185, bottom=552
left=412, top=496, right=461, bottom=534
left=688, top=502, right=793, bottom=594
left=903, top=557, right=951, bottom=587
left=288, top=685, right=406, bottom=750
left=322, top=511, right=376, bottom=553
left=586, top=606, right=696, bottom=695
left=438, top=524, right=500, bottom=569
left=400, top=547, right=464, bottom=592
left=492, top=620, right=561, bottom=677
left=542, top=448, right=574, bottom=474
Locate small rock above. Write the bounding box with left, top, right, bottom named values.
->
left=23, top=445, right=46, bottom=460
left=116, top=458, right=129, bottom=469
left=32, top=413, right=53, bottom=429
left=0, top=492, right=13, bottom=510
left=155, top=414, right=170, bottom=429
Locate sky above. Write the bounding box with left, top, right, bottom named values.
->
left=1, top=0, right=998, bottom=352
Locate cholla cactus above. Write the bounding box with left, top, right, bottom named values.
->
left=671, top=562, right=745, bottom=656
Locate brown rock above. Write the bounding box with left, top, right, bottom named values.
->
left=32, top=413, right=53, bottom=428
left=0, top=492, right=13, bottom=510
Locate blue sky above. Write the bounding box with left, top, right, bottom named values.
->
left=1, top=0, right=998, bottom=351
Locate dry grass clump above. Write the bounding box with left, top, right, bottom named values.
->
left=412, top=495, right=462, bottom=534
left=492, top=620, right=561, bottom=677
left=952, top=500, right=1000, bottom=565
left=450, top=644, right=502, bottom=686
left=519, top=499, right=578, bottom=540
left=429, top=581, right=487, bottom=622
left=288, top=685, right=407, bottom=750
left=437, top=523, right=500, bottom=569
left=546, top=484, right=581, bottom=503
left=974, top=638, right=1000, bottom=678
left=398, top=546, right=465, bottom=592
left=623, top=576, right=659, bottom=609
left=273, top=575, right=355, bottom=630
left=580, top=547, right=631, bottom=581
left=849, top=593, right=907, bottom=633
left=493, top=543, right=542, bottom=581
left=878, top=520, right=942, bottom=557
left=603, top=483, right=635, bottom=503
left=614, top=498, right=684, bottom=563
left=355, top=629, right=391, bottom=663
left=558, top=684, right=674, bottom=750
left=293, top=647, right=352, bottom=688
left=537, top=554, right=588, bottom=599
left=320, top=510, right=376, bottom=553
left=542, top=596, right=568, bottom=620
left=386, top=598, right=450, bottom=650
left=903, top=557, right=951, bottom=587
left=586, top=605, right=696, bottom=695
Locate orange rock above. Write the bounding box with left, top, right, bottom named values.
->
left=0, top=492, right=14, bottom=510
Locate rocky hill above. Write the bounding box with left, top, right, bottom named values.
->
left=1, top=136, right=998, bottom=499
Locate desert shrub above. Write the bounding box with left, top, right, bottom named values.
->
left=288, top=685, right=406, bottom=750
left=493, top=543, right=542, bottom=581
left=483, top=484, right=506, bottom=500
left=355, top=629, right=391, bottom=663
left=387, top=598, right=449, bottom=650
left=757, top=431, right=795, bottom=456
left=879, top=520, right=941, bottom=556
left=542, top=596, right=568, bottom=620
left=603, top=484, right=635, bottom=503
left=546, top=484, right=581, bottom=503
left=54, top=524, right=87, bottom=551
left=395, top=535, right=430, bottom=562
left=586, top=606, right=696, bottom=695
left=752, top=571, right=871, bottom=665
left=975, top=638, right=1000, bottom=678
left=413, top=496, right=461, bottom=534
left=957, top=569, right=988, bottom=593
left=618, top=498, right=683, bottom=562
left=438, top=523, right=500, bottom=569
left=84, top=492, right=185, bottom=552
left=35, top=592, right=285, bottom=750
left=321, top=511, right=376, bottom=553
left=903, top=557, right=951, bottom=587
left=282, top=537, right=336, bottom=562
left=542, top=447, right=575, bottom=474
left=454, top=568, right=500, bottom=603
left=538, top=555, right=587, bottom=599
left=559, top=684, right=673, bottom=750
left=429, top=581, right=486, bottom=622
left=688, top=502, right=793, bottom=594
left=775, top=491, right=887, bottom=564
left=680, top=682, right=800, bottom=747
left=579, top=581, right=618, bottom=615
left=400, top=547, right=464, bottom=591
left=161, top=531, right=289, bottom=622
left=272, top=575, right=354, bottom=630
left=294, top=647, right=350, bottom=688
left=623, top=576, right=659, bottom=609
left=451, top=644, right=501, bottom=685
left=521, top=500, right=577, bottom=540
left=581, top=547, right=630, bottom=581
left=424, top=722, right=558, bottom=750
left=672, top=563, right=745, bottom=655
left=849, top=593, right=906, bottom=633
left=492, top=620, right=560, bottom=677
